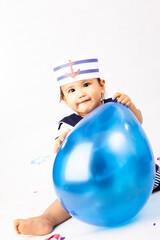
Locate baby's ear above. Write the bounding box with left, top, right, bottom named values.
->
left=62, top=96, right=66, bottom=102
left=100, top=79, right=105, bottom=92
left=100, top=79, right=105, bottom=85
left=60, top=88, right=65, bottom=101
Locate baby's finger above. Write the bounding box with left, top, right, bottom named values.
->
left=117, top=95, right=125, bottom=103
left=59, top=129, right=71, bottom=142
left=59, top=134, right=65, bottom=142
left=125, top=101, right=132, bottom=107
left=54, top=140, right=61, bottom=153
left=54, top=129, right=71, bottom=154
left=122, top=96, right=131, bottom=105
left=64, top=129, right=71, bottom=137
left=112, top=92, right=121, bottom=100
left=121, top=97, right=129, bottom=104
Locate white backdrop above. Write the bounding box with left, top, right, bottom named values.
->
left=0, top=0, right=160, bottom=229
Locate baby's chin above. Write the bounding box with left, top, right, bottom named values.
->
left=77, top=108, right=96, bottom=117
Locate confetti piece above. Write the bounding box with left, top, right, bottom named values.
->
left=157, top=157, right=160, bottom=160
left=33, top=191, right=38, bottom=193
left=153, top=223, right=156, bottom=226
left=45, top=235, right=53, bottom=240
left=54, top=235, right=60, bottom=240
left=30, top=155, right=50, bottom=165
left=45, top=234, right=60, bottom=240
left=60, top=238, right=65, bottom=240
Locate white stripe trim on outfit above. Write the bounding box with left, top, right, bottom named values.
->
left=154, top=167, right=160, bottom=188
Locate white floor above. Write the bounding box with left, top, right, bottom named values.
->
left=0, top=151, right=160, bottom=240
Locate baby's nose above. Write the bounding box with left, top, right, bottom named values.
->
left=79, top=90, right=86, bottom=98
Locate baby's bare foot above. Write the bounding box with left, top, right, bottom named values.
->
left=13, top=215, right=54, bottom=235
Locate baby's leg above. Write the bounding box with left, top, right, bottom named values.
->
left=14, top=199, right=71, bottom=236
left=14, top=215, right=54, bottom=235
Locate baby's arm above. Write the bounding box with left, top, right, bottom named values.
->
left=112, top=92, right=143, bottom=124
left=54, top=128, right=71, bottom=153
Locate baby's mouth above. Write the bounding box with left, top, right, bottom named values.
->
left=79, top=99, right=90, bottom=105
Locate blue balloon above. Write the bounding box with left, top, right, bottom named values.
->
left=53, top=102, right=155, bottom=226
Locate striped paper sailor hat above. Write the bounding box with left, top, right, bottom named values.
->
left=53, top=57, right=100, bottom=87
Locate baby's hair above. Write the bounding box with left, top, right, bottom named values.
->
left=59, top=78, right=106, bottom=102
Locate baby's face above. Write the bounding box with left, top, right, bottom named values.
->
left=61, top=78, right=105, bottom=116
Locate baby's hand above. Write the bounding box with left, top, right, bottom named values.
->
left=112, top=92, right=132, bottom=108
left=54, top=128, right=71, bottom=154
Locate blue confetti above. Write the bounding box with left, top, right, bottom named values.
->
left=30, top=155, right=50, bottom=165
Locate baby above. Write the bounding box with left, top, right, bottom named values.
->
left=14, top=57, right=160, bottom=235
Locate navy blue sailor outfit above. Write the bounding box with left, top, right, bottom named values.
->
left=57, top=98, right=160, bottom=191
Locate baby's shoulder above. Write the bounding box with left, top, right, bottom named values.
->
left=58, top=113, right=83, bottom=129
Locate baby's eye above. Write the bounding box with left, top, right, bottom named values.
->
left=68, top=88, right=75, bottom=93
left=83, top=82, right=90, bottom=87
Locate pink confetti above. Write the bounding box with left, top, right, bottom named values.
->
left=45, top=234, right=60, bottom=240
left=157, top=157, right=160, bottom=160
left=54, top=235, right=60, bottom=240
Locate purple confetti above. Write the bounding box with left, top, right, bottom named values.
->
left=153, top=223, right=156, bottom=226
